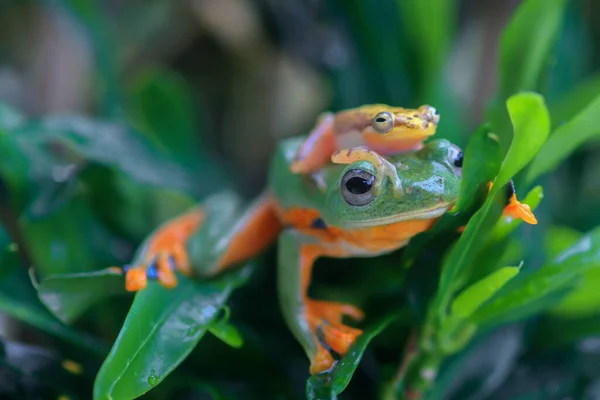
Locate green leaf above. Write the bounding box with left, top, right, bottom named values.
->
left=129, top=67, right=202, bottom=165
left=208, top=319, right=244, bottom=349
left=93, top=265, right=253, bottom=400
left=549, top=73, right=600, bottom=128
left=472, top=226, right=600, bottom=327
left=450, top=266, right=521, bottom=320
left=306, top=313, right=398, bottom=400
left=20, top=198, right=112, bottom=275
left=495, top=93, right=550, bottom=189
left=436, top=94, right=549, bottom=319
left=396, top=0, right=455, bottom=92
left=526, top=94, right=600, bottom=183
left=37, top=268, right=128, bottom=324
left=0, top=266, right=109, bottom=355
left=454, top=124, right=502, bottom=213
left=206, top=306, right=244, bottom=348
left=544, top=225, right=583, bottom=261
left=498, top=0, right=567, bottom=97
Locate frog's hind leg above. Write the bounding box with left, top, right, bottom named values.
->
left=122, top=191, right=283, bottom=292
left=278, top=230, right=364, bottom=375
left=290, top=113, right=336, bottom=174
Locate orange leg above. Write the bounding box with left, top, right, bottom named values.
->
left=120, top=192, right=283, bottom=292
left=278, top=231, right=364, bottom=375
left=290, top=113, right=336, bottom=174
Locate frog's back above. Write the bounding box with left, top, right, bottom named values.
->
left=268, top=136, right=335, bottom=212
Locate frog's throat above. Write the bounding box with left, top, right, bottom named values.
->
left=340, top=203, right=453, bottom=228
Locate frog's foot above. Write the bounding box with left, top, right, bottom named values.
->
left=488, top=182, right=537, bottom=225
left=504, top=193, right=537, bottom=224
left=116, top=208, right=204, bottom=292
left=305, top=299, right=365, bottom=374
left=122, top=245, right=191, bottom=292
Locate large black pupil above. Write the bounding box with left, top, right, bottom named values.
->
left=454, top=152, right=464, bottom=167
left=375, top=117, right=386, bottom=123
left=346, top=177, right=372, bottom=194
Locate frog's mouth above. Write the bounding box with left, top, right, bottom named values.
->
left=343, top=203, right=453, bottom=228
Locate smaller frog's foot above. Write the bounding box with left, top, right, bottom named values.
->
left=121, top=243, right=193, bottom=292
left=305, top=299, right=364, bottom=367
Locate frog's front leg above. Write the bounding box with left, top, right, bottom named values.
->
left=278, top=230, right=364, bottom=375
left=122, top=191, right=283, bottom=291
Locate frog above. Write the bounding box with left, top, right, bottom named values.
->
left=289, top=104, right=440, bottom=175
left=117, top=137, right=464, bottom=375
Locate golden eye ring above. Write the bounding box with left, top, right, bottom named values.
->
left=372, top=111, right=394, bottom=133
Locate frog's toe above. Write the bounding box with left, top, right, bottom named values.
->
left=305, top=299, right=364, bottom=359
left=318, top=322, right=363, bottom=356
left=122, top=253, right=182, bottom=292
left=124, top=265, right=148, bottom=292
left=310, top=345, right=337, bottom=375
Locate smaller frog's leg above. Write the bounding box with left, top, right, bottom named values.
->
left=278, top=230, right=364, bottom=374
left=290, top=113, right=336, bottom=174
left=120, top=192, right=283, bottom=292
left=331, top=147, right=402, bottom=196
left=489, top=181, right=537, bottom=224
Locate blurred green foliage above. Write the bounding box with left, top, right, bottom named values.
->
left=1, top=0, right=600, bottom=399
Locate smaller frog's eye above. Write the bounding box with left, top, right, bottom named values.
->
left=341, top=169, right=376, bottom=206
left=372, top=112, right=394, bottom=133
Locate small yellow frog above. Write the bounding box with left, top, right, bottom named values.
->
left=290, top=104, right=439, bottom=174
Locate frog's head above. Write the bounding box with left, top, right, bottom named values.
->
left=356, top=104, right=439, bottom=141
left=323, top=139, right=462, bottom=228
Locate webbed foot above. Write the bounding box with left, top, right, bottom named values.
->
left=305, top=299, right=365, bottom=374
left=114, top=209, right=204, bottom=291
left=489, top=182, right=538, bottom=225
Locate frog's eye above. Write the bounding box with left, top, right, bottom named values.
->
left=372, top=112, right=394, bottom=133
left=341, top=169, right=376, bottom=206
left=447, top=145, right=463, bottom=177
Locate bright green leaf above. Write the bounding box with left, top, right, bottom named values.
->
left=498, top=0, right=567, bottom=97
left=454, top=125, right=502, bottom=213
left=37, top=268, right=128, bottom=324
left=450, top=265, right=521, bottom=320
left=208, top=318, right=244, bottom=349
left=526, top=94, right=600, bottom=183
left=549, top=73, right=600, bottom=128
left=495, top=92, right=550, bottom=190
left=472, top=226, right=600, bottom=327
left=93, top=265, right=253, bottom=400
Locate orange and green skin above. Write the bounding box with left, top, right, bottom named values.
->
left=121, top=137, right=462, bottom=374
left=290, top=104, right=440, bottom=174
